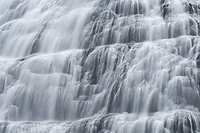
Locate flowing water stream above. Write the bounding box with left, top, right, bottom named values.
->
left=0, top=0, right=200, bottom=132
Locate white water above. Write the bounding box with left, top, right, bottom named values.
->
left=0, top=0, right=200, bottom=132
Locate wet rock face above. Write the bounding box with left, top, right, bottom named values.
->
left=82, top=0, right=200, bottom=48
left=0, top=0, right=200, bottom=133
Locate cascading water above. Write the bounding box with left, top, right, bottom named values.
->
left=0, top=0, right=200, bottom=132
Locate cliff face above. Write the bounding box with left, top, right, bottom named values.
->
left=0, top=0, right=200, bottom=132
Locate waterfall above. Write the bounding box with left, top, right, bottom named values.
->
left=0, top=0, right=200, bottom=132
